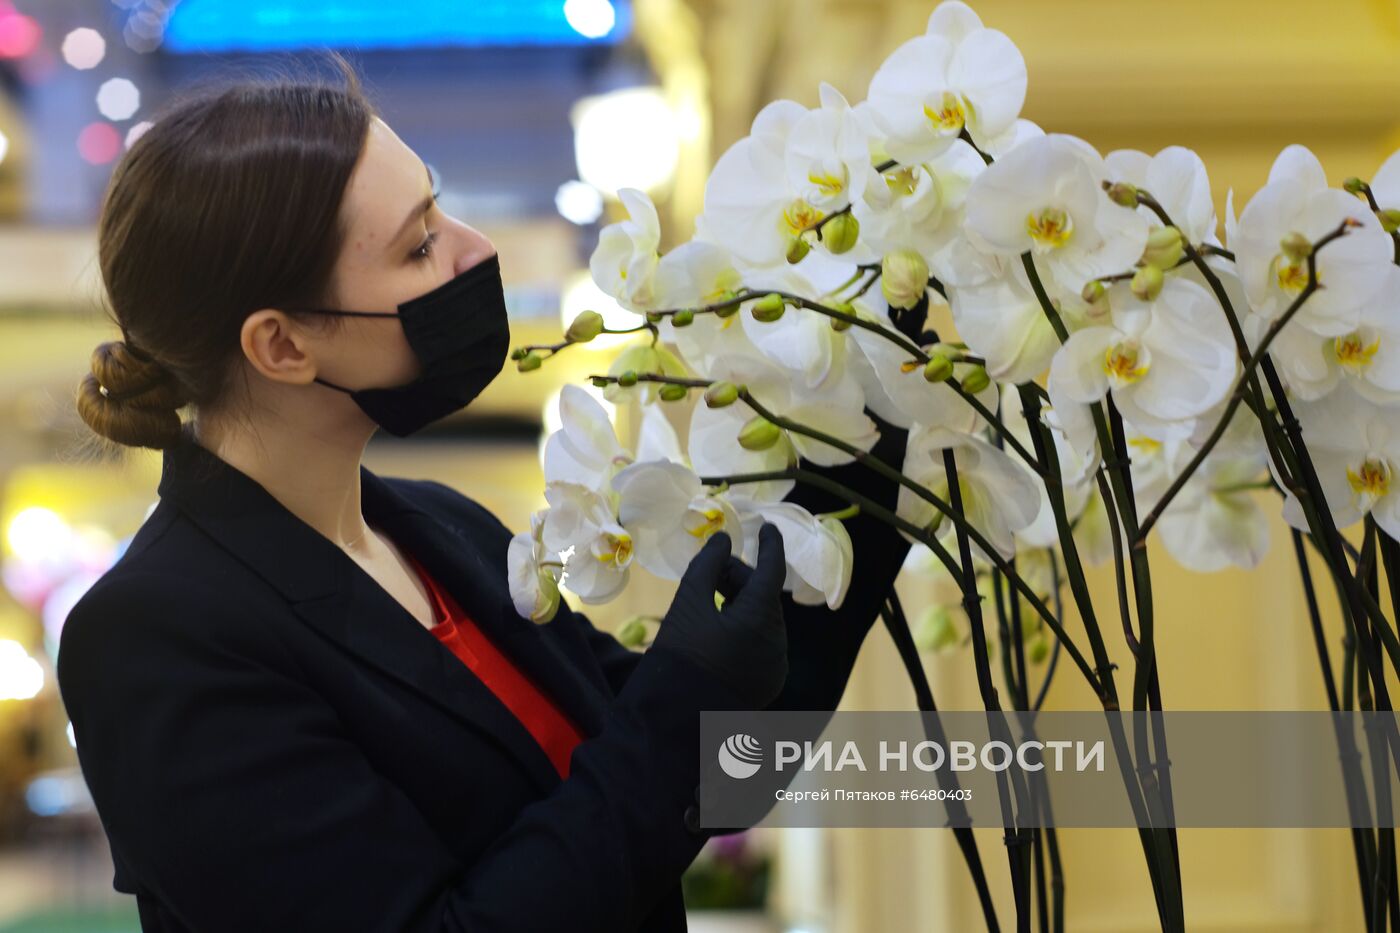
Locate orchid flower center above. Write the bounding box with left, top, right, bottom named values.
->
left=885, top=165, right=921, bottom=197
left=923, top=90, right=967, bottom=136
left=781, top=198, right=826, bottom=237
left=1103, top=339, right=1150, bottom=387
left=807, top=159, right=848, bottom=199
left=591, top=530, right=634, bottom=569
left=1128, top=435, right=1163, bottom=457
left=1347, top=457, right=1392, bottom=509
left=683, top=505, right=727, bottom=539
left=1273, top=256, right=1311, bottom=294
left=1333, top=331, right=1380, bottom=373
left=1027, top=207, right=1074, bottom=252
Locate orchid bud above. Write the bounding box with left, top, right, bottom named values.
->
left=658, top=383, right=689, bottom=402
left=645, top=311, right=664, bottom=324
left=510, top=347, right=529, bottom=361
left=1107, top=181, right=1139, bottom=208
left=1344, top=176, right=1366, bottom=195
left=881, top=249, right=930, bottom=310
left=786, top=235, right=812, bottom=264
left=617, top=370, right=639, bottom=388
left=737, top=415, right=781, bottom=451
left=821, top=212, right=860, bottom=254
left=565, top=310, right=604, bottom=343
left=1028, top=631, right=1050, bottom=664
left=829, top=300, right=855, bottom=331
left=517, top=351, right=542, bottom=372
left=1142, top=226, right=1184, bottom=269
left=1130, top=263, right=1164, bottom=301
left=1280, top=232, right=1312, bottom=263
left=671, top=308, right=695, bottom=327
left=591, top=376, right=610, bottom=388
left=704, top=381, right=740, bottom=408
left=958, top=363, right=991, bottom=394
left=922, top=352, right=954, bottom=383
left=1380, top=210, right=1400, bottom=234
left=750, top=292, right=787, bottom=323
left=616, top=617, right=649, bottom=647
left=913, top=606, right=959, bottom=653
left=1081, top=279, right=1110, bottom=319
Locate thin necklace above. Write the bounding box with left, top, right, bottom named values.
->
left=344, top=525, right=372, bottom=550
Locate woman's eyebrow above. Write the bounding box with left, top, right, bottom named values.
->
left=387, top=162, right=436, bottom=251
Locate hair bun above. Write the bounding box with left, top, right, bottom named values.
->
left=76, top=339, right=191, bottom=450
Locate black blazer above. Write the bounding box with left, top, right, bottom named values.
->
left=55, top=422, right=910, bottom=933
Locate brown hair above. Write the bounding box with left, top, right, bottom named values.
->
left=75, top=50, right=379, bottom=452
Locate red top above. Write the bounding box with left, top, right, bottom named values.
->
left=404, top=549, right=586, bottom=779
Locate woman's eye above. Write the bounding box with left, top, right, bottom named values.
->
left=411, top=231, right=439, bottom=263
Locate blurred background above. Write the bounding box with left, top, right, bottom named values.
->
left=0, top=0, right=1395, bottom=930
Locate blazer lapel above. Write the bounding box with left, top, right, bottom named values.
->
left=155, top=426, right=602, bottom=796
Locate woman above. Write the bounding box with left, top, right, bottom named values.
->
left=56, top=54, right=913, bottom=932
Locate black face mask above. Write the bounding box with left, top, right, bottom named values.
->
left=289, top=253, right=510, bottom=437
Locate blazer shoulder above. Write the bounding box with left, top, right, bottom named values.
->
left=383, top=476, right=514, bottom=541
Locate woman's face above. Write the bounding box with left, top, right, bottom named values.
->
left=251, top=116, right=496, bottom=404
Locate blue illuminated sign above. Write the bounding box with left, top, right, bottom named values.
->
left=163, top=0, right=630, bottom=52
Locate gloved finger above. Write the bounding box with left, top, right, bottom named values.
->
left=678, top=531, right=732, bottom=594
left=738, top=522, right=786, bottom=602
left=716, top=555, right=753, bottom=602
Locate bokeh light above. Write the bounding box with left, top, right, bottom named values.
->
left=76, top=122, right=122, bottom=165
left=555, top=179, right=604, bottom=226
left=60, top=27, right=105, bottom=70
left=571, top=86, right=681, bottom=195
left=563, top=0, right=616, bottom=39
left=96, top=78, right=141, bottom=121
left=0, top=11, right=40, bottom=60
left=0, top=640, right=43, bottom=702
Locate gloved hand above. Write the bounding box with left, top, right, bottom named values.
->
left=650, top=523, right=788, bottom=709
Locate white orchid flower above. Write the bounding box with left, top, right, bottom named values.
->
left=1104, top=146, right=1218, bottom=247
left=948, top=259, right=1080, bottom=385
left=896, top=423, right=1041, bottom=561
left=588, top=187, right=662, bottom=312
left=979, top=117, right=1045, bottom=159
left=784, top=83, right=876, bottom=221
left=1280, top=383, right=1400, bottom=539
left=612, top=459, right=744, bottom=580
left=698, top=99, right=817, bottom=268
left=652, top=239, right=744, bottom=311
left=964, top=133, right=1151, bottom=295
left=1233, top=144, right=1391, bottom=338
left=865, top=2, right=1027, bottom=161
left=1368, top=146, right=1400, bottom=212
left=732, top=498, right=854, bottom=609
left=541, top=482, right=634, bottom=604
left=543, top=384, right=633, bottom=491
left=1047, top=276, right=1238, bottom=434
left=845, top=110, right=1002, bottom=287
left=1125, top=416, right=1270, bottom=573
left=734, top=267, right=859, bottom=385
left=1245, top=263, right=1400, bottom=404
left=506, top=509, right=564, bottom=624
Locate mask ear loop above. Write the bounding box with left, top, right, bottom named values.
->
left=286, top=307, right=403, bottom=393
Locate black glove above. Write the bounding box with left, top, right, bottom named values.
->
left=650, top=524, right=788, bottom=709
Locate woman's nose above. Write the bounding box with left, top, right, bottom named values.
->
left=455, top=235, right=497, bottom=277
